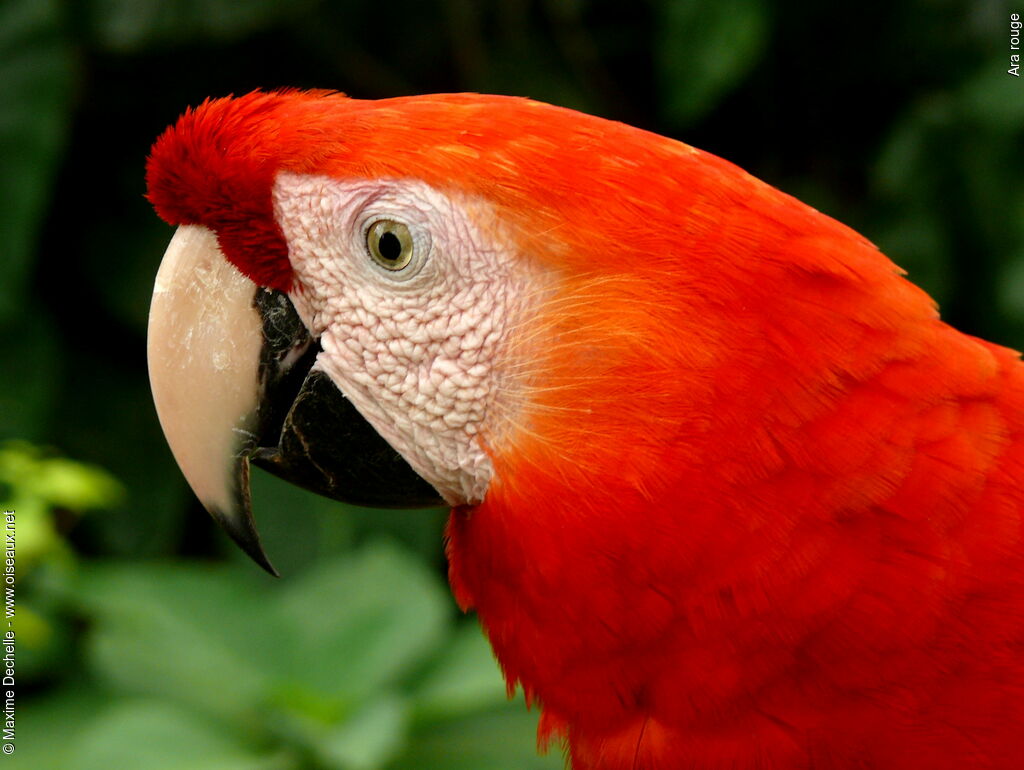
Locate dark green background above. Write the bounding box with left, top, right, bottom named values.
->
left=2, top=1, right=1021, bottom=768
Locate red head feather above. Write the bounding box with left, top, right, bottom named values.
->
left=151, top=89, right=876, bottom=291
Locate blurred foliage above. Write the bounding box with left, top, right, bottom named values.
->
left=656, top=0, right=767, bottom=125
left=0, top=441, right=123, bottom=574
left=0, top=442, right=122, bottom=682
left=14, top=543, right=556, bottom=770
left=0, top=0, right=1020, bottom=767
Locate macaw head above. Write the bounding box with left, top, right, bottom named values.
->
left=146, top=90, right=925, bottom=574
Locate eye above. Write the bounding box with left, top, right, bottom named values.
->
left=366, top=219, right=414, bottom=271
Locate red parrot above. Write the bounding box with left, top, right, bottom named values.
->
left=145, top=90, right=1024, bottom=769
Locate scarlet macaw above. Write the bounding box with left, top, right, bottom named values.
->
left=145, top=90, right=1024, bottom=769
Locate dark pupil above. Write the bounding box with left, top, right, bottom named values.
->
left=378, top=230, right=403, bottom=262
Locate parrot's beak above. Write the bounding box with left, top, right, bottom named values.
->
left=147, top=225, right=443, bottom=576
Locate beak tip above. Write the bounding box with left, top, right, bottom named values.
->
left=207, top=457, right=280, bottom=577
left=207, top=503, right=281, bottom=577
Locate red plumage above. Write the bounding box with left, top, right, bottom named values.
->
left=148, top=91, right=1024, bottom=769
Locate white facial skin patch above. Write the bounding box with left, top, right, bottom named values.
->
left=273, top=173, right=541, bottom=505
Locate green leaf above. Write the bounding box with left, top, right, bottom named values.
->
left=656, top=0, right=768, bottom=126
left=411, top=622, right=509, bottom=723
left=0, top=496, right=59, bottom=570
left=317, top=694, right=409, bottom=770
left=0, top=444, right=125, bottom=512
left=7, top=599, right=75, bottom=682
left=67, top=547, right=452, bottom=761
left=389, top=707, right=563, bottom=770
left=275, top=542, right=451, bottom=703
left=0, top=442, right=123, bottom=572
left=5, top=684, right=108, bottom=770
left=75, top=562, right=279, bottom=722
left=0, top=0, right=75, bottom=323
left=66, top=699, right=289, bottom=770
